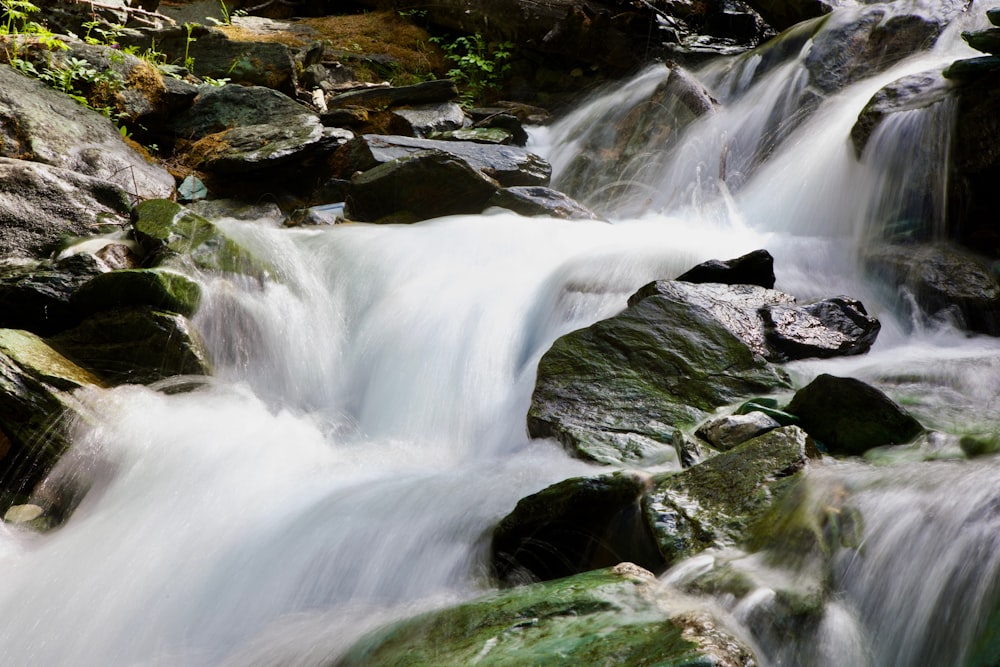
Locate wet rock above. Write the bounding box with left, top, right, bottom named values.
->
left=627, top=280, right=795, bottom=358
left=487, top=186, right=601, bottom=220
left=944, top=54, right=1000, bottom=80
left=0, top=329, right=102, bottom=500
left=761, top=296, right=881, bottom=360
left=696, top=411, right=782, bottom=451
left=851, top=71, right=951, bottom=157
left=431, top=127, right=514, bottom=145
left=389, top=103, right=467, bottom=138
left=784, top=374, right=924, bottom=456
left=335, top=567, right=757, bottom=667
left=674, top=430, right=711, bottom=468
left=467, top=109, right=529, bottom=146
left=864, top=243, right=1000, bottom=335
left=0, top=159, right=133, bottom=259
left=336, top=134, right=551, bottom=187
left=0, top=64, right=174, bottom=204
left=131, top=199, right=274, bottom=278
left=644, top=425, right=816, bottom=563
left=963, top=28, right=1000, bottom=54
left=528, top=281, right=790, bottom=465
left=72, top=268, right=202, bottom=318
left=345, top=150, right=500, bottom=223
left=0, top=255, right=107, bottom=335
left=491, top=471, right=665, bottom=585
left=121, top=25, right=297, bottom=93
left=48, top=308, right=212, bottom=385
left=741, top=0, right=833, bottom=32
left=676, top=249, right=776, bottom=288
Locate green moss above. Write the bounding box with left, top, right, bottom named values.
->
left=72, top=268, right=202, bottom=317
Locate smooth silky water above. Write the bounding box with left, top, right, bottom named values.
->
left=3, top=1, right=1000, bottom=665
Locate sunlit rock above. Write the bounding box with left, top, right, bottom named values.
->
left=761, top=296, right=881, bottom=360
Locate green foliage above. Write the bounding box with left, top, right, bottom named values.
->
left=430, top=33, right=512, bottom=107
left=183, top=22, right=197, bottom=71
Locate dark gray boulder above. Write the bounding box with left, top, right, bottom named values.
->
left=491, top=471, right=665, bottom=585
left=850, top=70, right=951, bottom=158
left=676, top=249, right=776, bottom=288
left=784, top=374, right=924, bottom=456
left=326, top=79, right=459, bottom=109
left=168, top=84, right=317, bottom=142
left=335, top=134, right=551, bottom=187
left=528, top=281, right=790, bottom=465
left=0, top=255, right=106, bottom=336
left=71, top=268, right=202, bottom=318
left=345, top=150, right=500, bottom=223
left=761, top=296, right=881, bottom=360
left=487, top=186, right=601, bottom=220
left=864, top=243, right=1000, bottom=335
left=695, top=411, right=782, bottom=451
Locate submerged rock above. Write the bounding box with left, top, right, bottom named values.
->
left=334, top=566, right=757, bottom=667
left=528, top=280, right=790, bottom=465
left=491, top=472, right=665, bottom=585
left=784, top=374, right=924, bottom=455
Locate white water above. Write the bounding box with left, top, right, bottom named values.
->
left=2, top=2, right=1000, bottom=665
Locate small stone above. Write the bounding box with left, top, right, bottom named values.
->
left=3, top=504, right=44, bottom=523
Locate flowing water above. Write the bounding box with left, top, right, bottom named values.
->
left=3, top=1, right=1000, bottom=665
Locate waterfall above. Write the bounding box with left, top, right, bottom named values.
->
left=3, top=0, right=1000, bottom=664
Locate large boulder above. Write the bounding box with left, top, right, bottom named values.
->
left=345, top=150, right=501, bottom=223
left=784, top=374, right=924, bottom=456
left=0, top=158, right=133, bottom=259
left=335, top=134, right=551, bottom=187
left=168, top=85, right=317, bottom=142
left=0, top=329, right=102, bottom=503
left=0, top=254, right=107, bottom=335
left=334, top=566, right=757, bottom=667
left=644, top=425, right=816, bottom=564
left=491, top=472, right=665, bottom=585
left=0, top=64, right=175, bottom=202
left=528, top=281, right=790, bottom=465
left=71, top=268, right=202, bottom=318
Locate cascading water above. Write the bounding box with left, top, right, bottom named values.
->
left=3, top=0, right=1000, bottom=665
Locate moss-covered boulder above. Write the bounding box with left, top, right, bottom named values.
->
left=130, top=199, right=272, bottom=278
left=48, top=308, right=212, bottom=385
left=0, top=329, right=102, bottom=503
left=784, top=374, right=924, bottom=456
left=644, top=426, right=817, bottom=565
left=333, top=565, right=757, bottom=667
left=72, top=268, right=202, bottom=318
left=491, top=472, right=665, bottom=585
left=527, top=281, right=790, bottom=465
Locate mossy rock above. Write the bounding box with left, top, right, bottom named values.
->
left=131, top=199, right=273, bottom=278
left=0, top=329, right=102, bottom=502
left=643, top=426, right=817, bottom=565
left=72, top=268, right=202, bottom=318
left=333, top=566, right=757, bottom=666
left=48, top=307, right=212, bottom=385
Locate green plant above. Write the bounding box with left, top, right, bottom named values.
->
left=1, top=0, right=40, bottom=35
left=430, top=33, right=512, bottom=107
left=202, top=75, right=229, bottom=86
left=182, top=22, right=197, bottom=71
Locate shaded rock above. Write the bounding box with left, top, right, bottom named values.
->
left=335, top=567, right=757, bottom=667
left=676, top=249, right=776, bottom=288
left=851, top=71, right=951, bottom=158
left=0, top=329, right=102, bottom=501
left=741, top=0, right=833, bottom=32
left=696, top=411, right=782, bottom=451
left=335, top=134, right=551, bottom=187
left=492, top=471, right=665, bottom=585
left=944, top=54, right=1000, bottom=80
left=528, top=281, right=790, bottom=465
left=0, top=64, right=174, bottom=203
left=131, top=199, right=273, bottom=278
left=284, top=203, right=344, bottom=227
left=72, top=268, right=201, bottom=318
left=345, top=150, right=500, bottom=223
left=674, top=430, right=711, bottom=468
left=963, top=28, right=1000, bottom=54
left=121, top=25, right=297, bottom=93
left=168, top=84, right=316, bottom=142
left=48, top=308, right=212, bottom=385
left=326, top=79, right=459, bottom=109
left=0, top=255, right=106, bottom=335
left=863, top=243, right=1000, bottom=335
left=468, top=109, right=529, bottom=146
left=761, top=296, right=881, bottom=360
left=186, top=198, right=284, bottom=223
left=0, top=158, right=133, bottom=259
left=487, top=186, right=601, bottom=220
left=627, top=280, right=795, bottom=358
left=644, top=425, right=816, bottom=564
left=389, top=102, right=467, bottom=138
left=784, top=374, right=924, bottom=456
